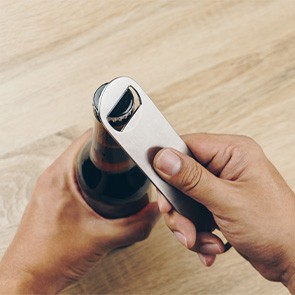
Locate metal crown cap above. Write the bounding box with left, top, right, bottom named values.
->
left=93, top=82, right=134, bottom=124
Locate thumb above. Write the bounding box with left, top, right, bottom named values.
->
left=153, top=148, right=230, bottom=212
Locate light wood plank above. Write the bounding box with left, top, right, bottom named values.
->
left=1, top=1, right=294, bottom=294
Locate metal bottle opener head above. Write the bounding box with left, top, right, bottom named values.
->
left=96, top=76, right=212, bottom=232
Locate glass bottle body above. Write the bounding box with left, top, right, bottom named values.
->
left=76, top=119, right=150, bottom=218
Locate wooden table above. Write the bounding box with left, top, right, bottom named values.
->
left=1, top=1, right=294, bottom=294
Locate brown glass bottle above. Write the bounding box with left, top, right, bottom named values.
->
left=76, top=83, right=150, bottom=218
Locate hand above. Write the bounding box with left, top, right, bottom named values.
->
left=153, top=133, right=295, bottom=293
left=0, top=129, right=159, bottom=294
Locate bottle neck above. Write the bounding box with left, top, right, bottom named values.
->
left=90, top=119, right=135, bottom=173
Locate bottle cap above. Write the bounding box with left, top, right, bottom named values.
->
left=93, top=83, right=134, bottom=126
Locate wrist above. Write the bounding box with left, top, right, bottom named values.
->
left=0, top=257, right=57, bottom=295
left=286, top=192, right=295, bottom=294
left=288, top=275, right=295, bottom=294
left=281, top=262, right=295, bottom=294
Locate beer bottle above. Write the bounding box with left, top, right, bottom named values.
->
left=76, top=83, right=150, bottom=218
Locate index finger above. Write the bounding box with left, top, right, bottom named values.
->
left=181, top=133, right=242, bottom=166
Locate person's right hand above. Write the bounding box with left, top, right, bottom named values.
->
left=153, top=133, right=295, bottom=293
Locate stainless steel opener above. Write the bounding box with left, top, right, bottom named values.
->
left=97, top=76, right=213, bottom=232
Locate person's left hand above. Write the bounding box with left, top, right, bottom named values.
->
left=0, top=129, right=160, bottom=294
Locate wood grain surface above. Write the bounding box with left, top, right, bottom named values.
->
left=1, top=1, right=294, bottom=294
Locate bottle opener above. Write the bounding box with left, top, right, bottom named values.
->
left=97, top=76, right=213, bottom=232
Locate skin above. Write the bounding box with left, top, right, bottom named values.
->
left=0, top=129, right=160, bottom=294
left=153, top=133, right=295, bottom=294
left=0, top=131, right=294, bottom=294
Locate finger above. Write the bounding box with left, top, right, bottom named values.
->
left=181, top=133, right=243, bottom=166
left=153, top=148, right=230, bottom=212
left=194, top=232, right=225, bottom=254
left=182, top=133, right=258, bottom=178
left=35, top=128, right=93, bottom=196
left=65, top=128, right=93, bottom=158
left=163, top=209, right=197, bottom=249
left=163, top=209, right=224, bottom=254
left=198, top=253, right=216, bottom=267
left=46, top=129, right=93, bottom=169
left=105, top=202, right=160, bottom=248
left=157, top=191, right=172, bottom=213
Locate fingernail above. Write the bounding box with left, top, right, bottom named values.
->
left=155, top=150, right=181, bottom=176
left=199, top=243, right=222, bottom=255
left=198, top=253, right=208, bottom=266
left=173, top=231, right=188, bottom=247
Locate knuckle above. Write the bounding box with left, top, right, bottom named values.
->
left=229, top=136, right=263, bottom=159
left=178, top=161, right=202, bottom=195
left=235, top=135, right=261, bottom=151
left=137, top=222, right=153, bottom=241
left=37, top=164, right=60, bottom=185
left=166, top=212, right=177, bottom=229
left=226, top=143, right=244, bottom=159
left=237, top=135, right=255, bottom=144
